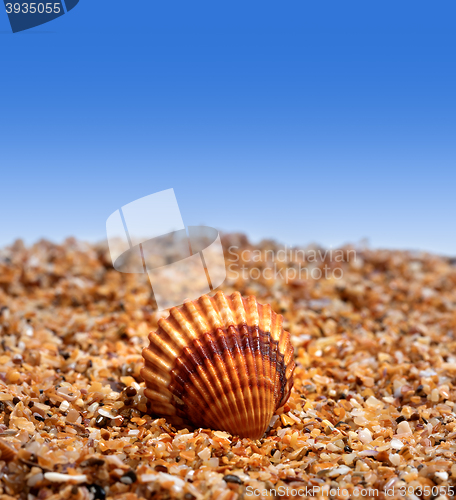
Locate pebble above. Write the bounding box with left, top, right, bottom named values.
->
left=358, top=428, right=373, bottom=444
left=396, top=421, right=412, bottom=436
left=223, top=474, right=243, bottom=484
left=44, top=472, right=87, bottom=483
left=87, top=484, right=106, bottom=500
left=120, top=470, right=137, bottom=484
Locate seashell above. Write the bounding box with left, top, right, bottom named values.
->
left=0, top=437, right=17, bottom=462
left=141, top=291, right=295, bottom=439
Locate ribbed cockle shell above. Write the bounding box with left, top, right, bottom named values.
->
left=141, top=291, right=295, bottom=439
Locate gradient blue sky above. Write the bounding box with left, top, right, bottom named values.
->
left=1, top=1, right=455, bottom=254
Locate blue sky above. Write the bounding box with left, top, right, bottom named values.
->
left=1, top=1, right=455, bottom=254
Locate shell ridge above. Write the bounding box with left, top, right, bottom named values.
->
left=251, top=324, right=271, bottom=437
left=241, top=321, right=262, bottom=438
left=179, top=341, right=237, bottom=430
left=274, top=328, right=295, bottom=410
left=148, top=326, right=183, bottom=363
left=259, top=303, right=273, bottom=426
left=274, top=349, right=287, bottom=410
left=142, top=345, right=174, bottom=373
left=182, top=298, right=212, bottom=334
left=211, top=292, right=251, bottom=434
left=235, top=293, right=260, bottom=437
left=245, top=296, right=269, bottom=437
left=169, top=350, right=222, bottom=428
left=239, top=326, right=257, bottom=437
left=228, top=326, right=255, bottom=437
left=199, top=295, right=245, bottom=433
left=215, top=292, right=254, bottom=434
left=273, top=317, right=289, bottom=408
left=171, top=306, right=203, bottom=341
left=271, top=312, right=280, bottom=412
left=146, top=310, right=234, bottom=431
left=183, top=369, right=228, bottom=430
left=281, top=341, right=296, bottom=408
left=211, top=293, right=253, bottom=434
left=179, top=379, right=221, bottom=430
left=167, top=309, right=230, bottom=430
left=176, top=301, right=231, bottom=416
left=258, top=302, right=272, bottom=426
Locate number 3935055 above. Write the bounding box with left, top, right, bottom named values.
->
left=5, top=3, right=61, bottom=14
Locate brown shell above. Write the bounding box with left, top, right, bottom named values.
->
left=0, top=438, right=17, bottom=462
left=141, top=291, right=295, bottom=439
